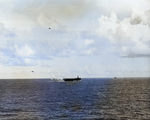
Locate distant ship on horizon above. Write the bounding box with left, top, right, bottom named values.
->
left=63, top=76, right=81, bottom=82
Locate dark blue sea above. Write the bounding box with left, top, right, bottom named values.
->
left=0, top=78, right=150, bottom=120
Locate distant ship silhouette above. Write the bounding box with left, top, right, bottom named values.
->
left=63, top=76, right=81, bottom=82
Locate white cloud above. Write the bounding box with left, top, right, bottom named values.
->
left=82, top=48, right=97, bottom=55
left=95, top=0, right=150, bottom=19
left=24, top=58, right=33, bottom=65
left=130, top=8, right=149, bottom=25
left=14, top=44, right=35, bottom=57
left=97, top=12, right=120, bottom=43
left=97, top=8, right=150, bottom=57
left=85, top=39, right=94, bottom=46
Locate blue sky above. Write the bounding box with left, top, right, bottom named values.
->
left=0, top=0, right=150, bottom=78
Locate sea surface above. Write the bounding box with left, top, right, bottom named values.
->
left=0, top=78, right=150, bottom=120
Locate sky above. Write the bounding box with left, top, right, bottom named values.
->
left=0, top=0, right=150, bottom=78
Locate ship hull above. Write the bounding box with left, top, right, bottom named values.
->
left=63, top=78, right=81, bottom=82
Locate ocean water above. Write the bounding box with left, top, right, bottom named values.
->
left=0, top=78, right=150, bottom=120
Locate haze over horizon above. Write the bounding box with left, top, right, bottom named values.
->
left=0, top=0, right=150, bottom=78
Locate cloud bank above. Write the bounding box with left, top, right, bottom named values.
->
left=0, top=0, right=150, bottom=78
left=97, top=8, right=150, bottom=57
